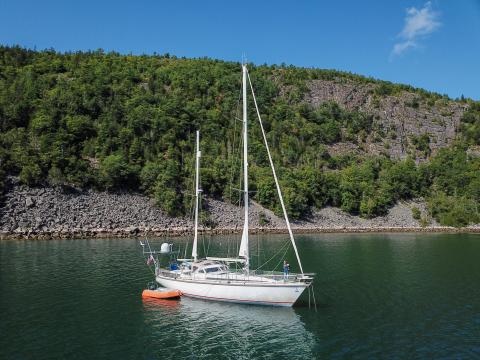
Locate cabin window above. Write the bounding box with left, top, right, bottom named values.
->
left=205, top=267, right=222, bottom=273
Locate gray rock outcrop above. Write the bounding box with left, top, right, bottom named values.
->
left=304, top=79, right=468, bottom=160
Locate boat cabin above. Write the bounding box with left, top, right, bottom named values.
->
left=192, top=261, right=228, bottom=274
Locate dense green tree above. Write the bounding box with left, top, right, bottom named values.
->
left=65, top=115, right=95, bottom=140
left=99, top=154, right=138, bottom=190
left=379, top=158, right=418, bottom=200
left=255, top=173, right=276, bottom=209
left=153, top=157, right=184, bottom=216
left=428, top=192, right=480, bottom=227
left=19, top=159, right=42, bottom=186
left=281, top=185, right=310, bottom=219
left=461, top=102, right=480, bottom=145
left=140, top=161, right=162, bottom=194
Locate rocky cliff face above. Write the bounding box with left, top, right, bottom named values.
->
left=304, top=79, right=468, bottom=160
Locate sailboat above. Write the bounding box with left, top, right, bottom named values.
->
left=142, top=65, right=314, bottom=306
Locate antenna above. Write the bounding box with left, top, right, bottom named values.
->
left=241, top=53, right=248, bottom=65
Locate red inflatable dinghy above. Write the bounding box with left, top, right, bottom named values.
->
left=142, top=288, right=182, bottom=300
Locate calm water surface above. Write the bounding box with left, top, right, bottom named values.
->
left=1, top=233, right=480, bottom=359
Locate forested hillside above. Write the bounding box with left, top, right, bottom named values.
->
left=1, top=46, right=479, bottom=226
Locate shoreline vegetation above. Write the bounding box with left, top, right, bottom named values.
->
left=1, top=47, right=479, bottom=231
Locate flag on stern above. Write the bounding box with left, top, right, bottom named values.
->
left=146, top=255, right=154, bottom=265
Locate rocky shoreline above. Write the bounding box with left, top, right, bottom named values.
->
left=2, top=226, right=479, bottom=241
left=1, top=178, right=478, bottom=240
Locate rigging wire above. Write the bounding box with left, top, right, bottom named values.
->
left=272, top=241, right=292, bottom=272
left=254, top=238, right=290, bottom=272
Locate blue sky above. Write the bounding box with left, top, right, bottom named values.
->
left=1, top=0, right=479, bottom=99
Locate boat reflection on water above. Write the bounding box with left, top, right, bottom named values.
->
left=142, top=297, right=318, bottom=358
left=142, top=297, right=182, bottom=310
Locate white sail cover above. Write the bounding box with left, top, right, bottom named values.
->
left=192, top=131, right=201, bottom=261
left=238, top=221, right=248, bottom=258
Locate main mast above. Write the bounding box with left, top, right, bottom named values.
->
left=192, top=130, right=201, bottom=262
left=238, top=64, right=249, bottom=270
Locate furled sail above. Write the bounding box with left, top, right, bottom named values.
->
left=238, top=221, right=248, bottom=258
left=192, top=131, right=201, bottom=262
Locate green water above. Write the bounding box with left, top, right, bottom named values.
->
left=1, top=233, right=480, bottom=359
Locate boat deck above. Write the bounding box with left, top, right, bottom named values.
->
left=156, top=268, right=314, bottom=285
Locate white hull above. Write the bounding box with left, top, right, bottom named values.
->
left=156, top=275, right=308, bottom=307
